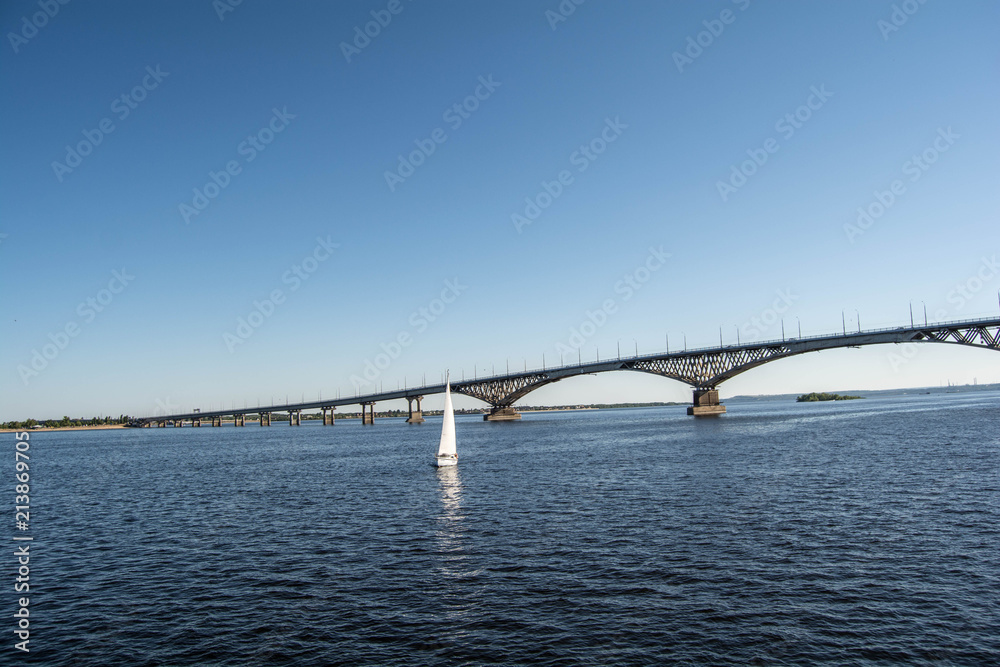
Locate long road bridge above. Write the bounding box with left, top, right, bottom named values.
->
left=135, top=316, right=1000, bottom=426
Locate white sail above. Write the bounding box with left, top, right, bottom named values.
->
left=436, top=378, right=457, bottom=459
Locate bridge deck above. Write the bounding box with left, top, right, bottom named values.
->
left=138, top=316, right=1000, bottom=424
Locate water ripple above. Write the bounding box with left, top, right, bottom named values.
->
left=23, top=392, right=1000, bottom=664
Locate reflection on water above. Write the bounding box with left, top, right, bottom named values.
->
left=435, top=465, right=464, bottom=529
left=434, top=466, right=479, bottom=630
left=434, top=466, right=473, bottom=579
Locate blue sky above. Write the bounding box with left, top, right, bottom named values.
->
left=2, top=0, right=999, bottom=420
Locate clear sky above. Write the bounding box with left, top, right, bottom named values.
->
left=2, top=0, right=999, bottom=420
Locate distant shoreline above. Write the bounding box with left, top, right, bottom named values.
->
left=4, top=384, right=996, bottom=429
left=0, top=424, right=127, bottom=434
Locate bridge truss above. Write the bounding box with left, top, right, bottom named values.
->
left=455, top=319, right=1000, bottom=411
left=135, top=317, right=1000, bottom=424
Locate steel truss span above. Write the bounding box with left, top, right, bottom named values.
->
left=136, top=317, right=1000, bottom=424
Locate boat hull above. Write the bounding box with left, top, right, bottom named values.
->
left=434, top=456, right=457, bottom=467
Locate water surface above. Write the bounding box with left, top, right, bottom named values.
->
left=25, top=390, right=1000, bottom=665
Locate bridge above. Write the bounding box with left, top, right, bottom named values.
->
left=133, top=316, right=1000, bottom=427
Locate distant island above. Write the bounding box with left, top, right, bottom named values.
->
left=796, top=392, right=864, bottom=402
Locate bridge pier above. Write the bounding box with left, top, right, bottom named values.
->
left=687, top=388, right=726, bottom=416
left=322, top=407, right=335, bottom=425
left=157, top=420, right=165, bottom=428
left=193, top=418, right=202, bottom=427
left=174, top=420, right=182, bottom=427
left=484, top=406, right=521, bottom=421
left=259, top=412, right=271, bottom=426
left=211, top=416, right=222, bottom=427
left=289, top=410, right=301, bottom=426
left=361, top=402, right=375, bottom=425
left=235, top=414, right=245, bottom=427
left=406, top=396, right=425, bottom=423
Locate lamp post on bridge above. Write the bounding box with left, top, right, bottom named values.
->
left=922, top=301, right=927, bottom=325
left=797, top=317, right=801, bottom=338
left=634, top=339, right=638, bottom=357
left=855, top=310, right=860, bottom=333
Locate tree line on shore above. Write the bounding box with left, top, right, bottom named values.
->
left=1, top=415, right=132, bottom=430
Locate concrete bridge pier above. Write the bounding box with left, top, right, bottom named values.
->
left=687, top=388, right=726, bottom=416
left=484, top=406, right=521, bottom=421
left=259, top=412, right=271, bottom=426
left=211, top=416, right=222, bottom=427
left=322, top=407, right=335, bottom=425
left=157, top=420, right=166, bottom=428
left=174, top=420, right=182, bottom=427
left=289, top=410, right=301, bottom=426
left=361, top=402, right=375, bottom=425
left=235, top=414, right=245, bottom=427
left=193, top=418, right=202, bottom=427
left=406, top=396, right=425, bottom=423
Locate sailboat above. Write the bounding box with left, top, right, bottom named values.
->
left=435, top=374, right=458, bottom=467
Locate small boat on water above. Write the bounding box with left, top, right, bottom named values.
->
left=435, top=374, right=457, bottom=467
